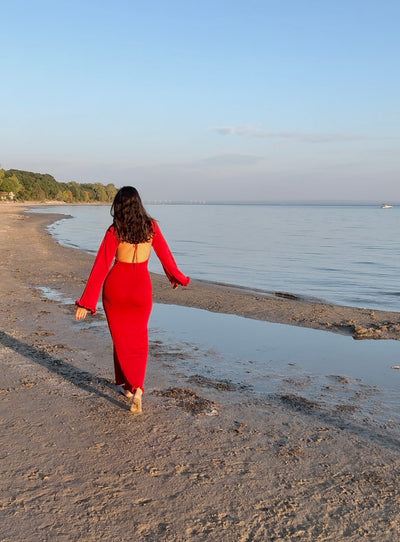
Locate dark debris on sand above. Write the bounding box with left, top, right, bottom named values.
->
left=153, top=387, right=217, bottom=414
left=187, top=374, right=250, bottom=392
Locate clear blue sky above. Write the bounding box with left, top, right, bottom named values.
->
left=1, top=0, right=399, bottom=202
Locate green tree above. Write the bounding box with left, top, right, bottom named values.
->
left=0, top=174, right=23, bottom=195
left=105, top=183, right=117, bottom=202
left=67, top=181, right=83, bottom=201
left=80, top=183, right=95, bottom=201
left=92, top=183, right=108, bottom=201
left=30, top=184, right=46, bottom=201
left=1, top=168, right=117, bottom=202
left=61, top=190, right=74, bottom=202
left=81, top=190, right=91, bottom=202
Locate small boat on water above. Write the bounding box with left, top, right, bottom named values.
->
left=380, top=204, right=393, bottom=209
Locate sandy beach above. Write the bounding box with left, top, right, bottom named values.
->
left=1, top=203, right=400, bottom=541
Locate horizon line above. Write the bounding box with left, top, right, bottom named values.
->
left=144, top=200, right=399, bottom=206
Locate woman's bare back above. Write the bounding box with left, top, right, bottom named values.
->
left=116, top=241, right=152, bottom=263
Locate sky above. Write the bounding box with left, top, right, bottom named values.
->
left=1, top=0, right=399, bottom=202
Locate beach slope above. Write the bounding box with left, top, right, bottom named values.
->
left=1, top=204, right=400, bottom=541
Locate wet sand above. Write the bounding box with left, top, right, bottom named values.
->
left=1, top=202, right=400, bottom=541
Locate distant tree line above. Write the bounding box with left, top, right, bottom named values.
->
left=0, top=168, right=118, bottom=203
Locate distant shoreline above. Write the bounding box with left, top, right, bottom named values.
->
left=1, top=200, right=396, bottom=207
left=0, top=200, right=108, bottom=207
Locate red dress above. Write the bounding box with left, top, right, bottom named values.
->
left=76, top=221, right=190, bottom=393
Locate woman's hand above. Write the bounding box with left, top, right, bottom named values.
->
left=75, top=307, right=89, bottom=321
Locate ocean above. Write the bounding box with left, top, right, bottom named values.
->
left=34, top=203, right=400, bottom=312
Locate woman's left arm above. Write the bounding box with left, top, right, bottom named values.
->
left=151, top=221, right=190, bottom=288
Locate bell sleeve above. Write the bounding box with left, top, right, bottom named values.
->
left=152, top=221, right=190, bottom=288
left=76, top=227, right=119, bottom=314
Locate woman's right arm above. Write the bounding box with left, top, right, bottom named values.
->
left=75, top=227, right=119, bottom=316
left=75, top=306, right=89, bottom=320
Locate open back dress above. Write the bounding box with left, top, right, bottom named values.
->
left=76, top=220, right=190, bottom=394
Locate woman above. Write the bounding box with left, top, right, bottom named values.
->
left=75, top=186, right=190, bottom=413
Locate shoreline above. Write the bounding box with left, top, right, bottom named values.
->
left=28, top=202, right=400, bottom=341
left=2, top=203, right=400, bottom=540
left=7, top=201, right=400, bottom=338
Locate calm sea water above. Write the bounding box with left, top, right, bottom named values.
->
left=34, top=204, right=400, bottom=312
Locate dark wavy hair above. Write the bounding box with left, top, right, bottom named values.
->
left=111, top=186, right=154, bottom=243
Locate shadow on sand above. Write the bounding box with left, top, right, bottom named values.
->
left=0, top=330, right=124, bottom=409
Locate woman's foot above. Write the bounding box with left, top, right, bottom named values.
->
left=116, top=384, right=134, bottom=398
left=130, top=388, right=143, bottom=414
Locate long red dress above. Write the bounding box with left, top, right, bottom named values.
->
left=76, top=220, right=190, bottom=393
